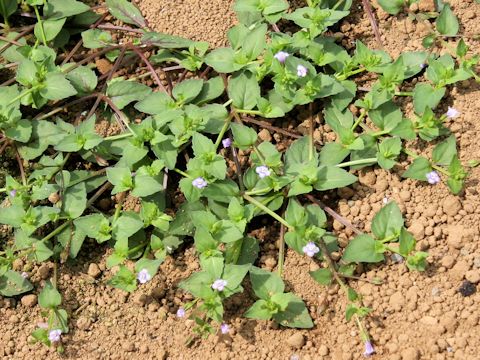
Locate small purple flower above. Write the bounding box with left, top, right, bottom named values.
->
left=176, top=307, right=186, bottom=318
left=446, top=107, right=460, bottom=119
left=297, top=64, right=308, bottom=77
left=222, top=138, right=232, bottom=148
left=255, top=165, right=271, bottom=179
left=192, top=177, right=208, bottom=189
left=426, top=171, right=441, bottom=185
left=48, top=329, right=62, bottom=343
left=302, top=242, right=320, bottom=257
left=220, top=323, right=229, bottom=334
left=9, top=189, right=17, bottom=198
left=21, top=272, right=29, bottom=279
left=137, top=269, right=151, bottom=284
left=364, top=341, right=375, bottom=357
left=420, top=63, right=427, bottom=69
left=274, top=51, right=290, bottom=63
left=211, top=279, right=228, bottom=292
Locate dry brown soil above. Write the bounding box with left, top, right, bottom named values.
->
left=1, top=1, right=480, bottom=359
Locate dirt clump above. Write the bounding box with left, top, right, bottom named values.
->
left=135, top=0, right=237, bottom=48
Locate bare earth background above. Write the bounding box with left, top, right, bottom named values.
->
left=1, top=0, right=480, bottom=359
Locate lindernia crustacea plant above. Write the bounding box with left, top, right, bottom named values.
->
left=211, top=279, right=228, bottom=291
left=220, top=323, right=229, bottom=334
left=192, top=177, right=208, bottom=189
left=222, top=138, right=232, bottom=148
left=364, top=341, right=375, bottom=357
left=426, top=171, right=441, bottom=185
left=446, top=107, right=460, bottom=119
left=302, top=242, right=320, bottom=257
left=297, top=64, right=308, bottom=77
left=255, top=165, right=271, bottom=178
left=137, top=269, right=151, bottom=284
left=274, top=51, right=289, bottom=63
left=176, top=308, right=186, bottom=318
left=48, top=329, right=62, bottom=343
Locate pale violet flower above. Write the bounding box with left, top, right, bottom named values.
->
left=137, top=269, right=151, bottom=284
left=192, top=177, right=208, bottom=189
left=222, top=138, right=232, bottom=148
left=211, top=279, right=228, bottom=292
left=176, top=308, right=186, bottom=318
left=48, top=329, right=62, bottom=343
left=297, top=64, right=308, bottom=77
left=446, top=107, right=460, bottom=119
left=21, top=272, right=29, bottom=279
left=426, top=171, right=441, bottom=185
left=255, top=165, right=271, bottom=179
left=364, top=341, right=375, bottom=357
left=302, top=242, right=320, bottom=257
left=382, top=197, right=389, bottom=204
left=220, top=323, right=230, bottom=334
left=420, top=63, right=427, bottom=69
left=274, top=51, right=290, bottom=63
left=9, top=189, right=17, bottom=198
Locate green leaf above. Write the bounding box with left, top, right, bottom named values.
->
left=228, top=71, right=261, bottom=110
left=230, top=123, right=257, bottom=149
left=62, top=182, right=87, bottom=219
left=377, top=0, right=404, bottom=15
left=371, top=201, right=404, bottom=240
left=406, top=251, right=428, bottom=271
left=204, top=47, right=242, bottom=73
left=314, top=166, right=357, bottom=191
left=81, top=29, right=113, bottom=49
left=273, top=293, right=313, bottom=329
left=0, top=271, right=33, bottom=296
left=107, top=166, right=133, bottom=194
left=33, top=241, right=54, bottom=262
left=413, top=83, right=446, bottom=114
left=0, top=0, right=17, bottom=20
left=402, top=157, right=432, bottom=181
left=173, top=79, right=204, bottom=104
left=44, top=0, right=90, bottom=19
left=244, top=299, right=273, bottom=320
left=241, top=23, right=267, bottom=60
left=436, top=4, right=459, bottom=36
left=432, top=135, right=457, bottom=166
left=34, top=18, right=66, bottom=42
left=309, top=268, right=333, bottom=286
left=41, top=73, right=77, bottom=100
left=107, top=80, right=151, bottom=109
left=38, top=281, right=62, bottom=308
left=108, top=265, right=137, bottom=292
left=342, top=234, right=385, bottom=263
left=74, top=214, right=111, bottom=243
left=249, top=266, right=285, bottom=300
left=112, top=211, right=144, bottom=240
left=192, top=76, right=225, bottom=105
left=0, top=204, right=25, bottom=227
left=66, top=66, right=98, bottom=95
left=106, top=0, right=146, bottom=28
left=399, top=227, right=415, bottom=256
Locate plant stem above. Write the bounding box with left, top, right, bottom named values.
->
left=336, top=157, right=377, bottom=168
left=244, top=187, right=271, bottom=196
left=103, top=132, right=134, bottom=141
left=66, top=169, right=106, bottom=189
left=33, top=5, right=47, bottom=46
left=214, top=115, right=233, bottom=150
left=243, top=194, right=293, bottom=231
left=308, top=103, right=315, bottom=161
left=8, top=86, right=40, bottom=106
left=337, top=67, right=367, bottom=81
left=278, top=221, right=286, bottom=276
left=352, top=110, right=367, bottom=131
left=173, top=168, right=191, bottom=178
left=235, top=109, right=262, bottom=116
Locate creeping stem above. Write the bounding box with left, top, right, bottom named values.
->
left=242, top=194, right=293, bottom=231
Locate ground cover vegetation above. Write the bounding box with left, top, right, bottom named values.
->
left=0, top=0, right=477, bottom=356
